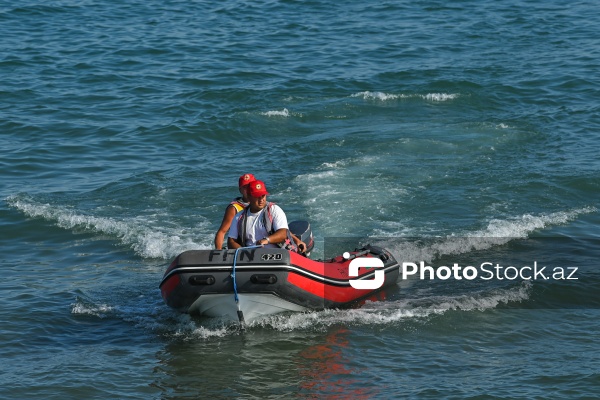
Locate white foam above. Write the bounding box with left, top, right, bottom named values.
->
left=351, top=91, right=405, bottom=101
left=6, top=195, right=210, bottom=259
left=293, top=156, right=405, bottom=238
left=351, top=91, right=459, bottom=102
left=170, top=318, right=231, bottom=339
left=479, top=208, right=596, bottom=238
left=71, top=301, right=114, bottom=318
left=381, top=207, right=597, bottom=264
left=319, top=160, right=348, bottom=169
left=116, top=279, right=533, bottom=339
left=403, top=282, right=532, bottom=313
left=261, top=108, right=290, bottom=117
left=423, top=93, right=459, bottom=101
left=247, top=281, right=532, bottom=331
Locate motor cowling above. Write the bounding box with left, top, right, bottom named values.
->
left=289, top=220, right=314, bottom=256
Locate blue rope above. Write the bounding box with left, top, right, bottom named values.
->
left=232, top=247, right=241, bottom=304
left=231, top=245, right=262, bottom=305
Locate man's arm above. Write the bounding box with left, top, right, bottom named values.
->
left=257, top=228, right=287, bottom=246
left=227, top=236, right=242, bottom=249
left=214, top=205, right=237, bottom=249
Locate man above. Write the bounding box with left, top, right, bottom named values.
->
left=227, top=180, right=306, bottom=252
left=213, top=173, right=256, bottom=249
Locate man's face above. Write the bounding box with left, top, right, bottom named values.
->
left=240, top=185, right=251, bottom=201
left=248, top=194, right=267, bottom=211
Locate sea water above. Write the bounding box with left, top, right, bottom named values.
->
left=1, top=0, right=599, bottom=398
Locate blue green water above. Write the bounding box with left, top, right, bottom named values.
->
left=2, top=0, right=599, bottom=398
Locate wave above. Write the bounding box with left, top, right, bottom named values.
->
left=380, top=207, right=597, bottom=264
left=71, top=299, right=114, bottom=318
left=257, top=92, right=459, bottom=120
left=6, top=194, right=208, bottom=259
left=153, top=282, right=531, bottom=339
left=260, top=108, right=291, bottom=117
left=7, top=192, right=594, bottom=265
left=351, top=91, right=459, bottom=102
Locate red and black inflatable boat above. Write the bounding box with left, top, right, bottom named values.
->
left=159, top=243, right=400, bottom=324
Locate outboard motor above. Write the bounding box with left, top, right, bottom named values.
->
left=289, top=220, right=314, bottom=256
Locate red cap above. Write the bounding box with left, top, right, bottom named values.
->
left=248, top=180, right=269, bottom=197
left=238, top=173, right=256, bottom=188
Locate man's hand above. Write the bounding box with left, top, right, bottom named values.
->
left=297, top=241, right=307, bottom=253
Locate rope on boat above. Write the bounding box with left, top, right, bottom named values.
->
left=232, top=245, right=262, bottom=330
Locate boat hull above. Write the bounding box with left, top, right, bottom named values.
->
left=189, top=293, right=308, bottom=322
left=160, top=245, right=399, bottom=322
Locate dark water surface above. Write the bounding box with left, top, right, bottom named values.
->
left=2, top=0, right=599, bottom=398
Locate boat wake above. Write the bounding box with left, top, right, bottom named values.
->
left=136, top=281, right=532, bottom=339
left=8, top=193, right=595, bottom=340
left=6, top=193, right=594, bottom=264
left=379, top=207, right=596, bottom=264
left=6, top=194, right=209, bottom=259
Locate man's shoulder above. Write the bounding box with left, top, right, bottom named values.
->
left=229, top=197, right=247, bottom=211
left=232, top=208, right=246, bottom=221
left=267, top=202, right=285, bottom=213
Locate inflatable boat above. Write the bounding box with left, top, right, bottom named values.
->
left=159, top=222, right=400, bottom=324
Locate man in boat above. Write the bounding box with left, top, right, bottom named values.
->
left=213, top=173, right=256, bottom=249
left=227, top=180, right=306, bottom=253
